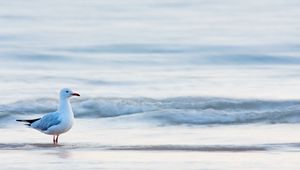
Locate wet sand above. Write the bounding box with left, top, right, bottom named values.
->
left=0, top=119, right=300, bottom=170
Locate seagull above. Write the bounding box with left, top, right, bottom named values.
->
left=16, top=88, right=80, bottom=144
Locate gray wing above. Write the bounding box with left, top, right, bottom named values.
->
left=31, top=112, right=61, bottom=131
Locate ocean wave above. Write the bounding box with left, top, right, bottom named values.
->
left=2, top=97, right=300, bottom=125
left=3, top=44, right=300, bottom=67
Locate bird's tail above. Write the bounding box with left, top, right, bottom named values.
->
left=16, top=118, right=41, bottom=126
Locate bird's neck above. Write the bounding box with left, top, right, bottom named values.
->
left=58, top=97, right=73, bottom=115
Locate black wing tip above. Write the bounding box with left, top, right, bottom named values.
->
left=16, top=120, right=32, bottom=126
left=16, top=118, right=41, bottom=124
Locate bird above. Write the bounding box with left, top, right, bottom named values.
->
left=16, top=88, right=80, bottom=144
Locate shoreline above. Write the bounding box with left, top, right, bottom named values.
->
left=0, top=121, right=300, bottom=170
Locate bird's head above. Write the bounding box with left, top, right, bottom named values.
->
left=60, top=88, right=80, bottom=99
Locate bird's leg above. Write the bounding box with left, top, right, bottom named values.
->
left=53, top=135, right=59, bottom=144
left=55, top=135, right=59, bottom=144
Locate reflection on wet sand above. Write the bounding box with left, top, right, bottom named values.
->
left=1, top=143, right=300, bottom=152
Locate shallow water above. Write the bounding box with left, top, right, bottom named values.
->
left=1, top=120, right=300, bottom=170
left=1, top=0, right=300, bottom=169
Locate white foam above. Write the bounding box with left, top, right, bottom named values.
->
left=4, top=97, right=300, bottom=125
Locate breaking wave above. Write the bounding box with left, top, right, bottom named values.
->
left=2, top=97, right=300, bottom=125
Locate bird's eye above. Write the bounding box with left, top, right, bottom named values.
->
left=66, top=91, right=69, bottom=93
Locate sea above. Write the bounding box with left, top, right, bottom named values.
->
left=0, top=0, right=300, bottom=169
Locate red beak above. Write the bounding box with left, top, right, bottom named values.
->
left=72, top=93, right=80, bottom=96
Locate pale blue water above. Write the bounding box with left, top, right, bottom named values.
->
left=1, top=1, right=300, bottom=169
left=0, top=0, right=300, bottom=125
